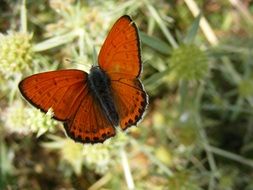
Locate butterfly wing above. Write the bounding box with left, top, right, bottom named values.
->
left=19, top=69, right=115, bottom=143
left=110, top=76, right=148, bottom=130
left=64, top=92, right=115, bottom=143
left=19, top=69, right=88, bottom=121
left=19, top=15, right=147, bottom=143
left=98, top=15, right=148, bottom=130
left=98, top=15, right=141, bottom=77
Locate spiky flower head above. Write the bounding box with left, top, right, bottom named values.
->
left=42, top=136, right=111, bottom=175
left=169, top=44, right=208, bottom=81
left=0, top=32, right=33, bottom=78
left=82, top=143, right=111, bottom=174
left=42, top=129, right=129, bottom=175
left=2, top=101, right=31, bottom=134
left=2, top=101, right=57, bottom=136
left=26, top=108, right=58, bottom=137
left=81, top=130, right=129, bottom=174
left=47, top=1, right=103, bottom=33
left=60, top=138, right=84, bottom=175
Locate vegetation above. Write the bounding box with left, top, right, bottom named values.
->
left=1, top=0, right=253, bottom=189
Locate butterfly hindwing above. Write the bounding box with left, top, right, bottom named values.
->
left=110, top=76, right=148, bottom=130
left=19, top=69, right=87, bottom=121
left=98, top=15, right=141, bottom=77
left=64, top=91, right=116, bottom=143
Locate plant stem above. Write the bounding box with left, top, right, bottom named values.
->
left=78, top=28, right=85, bottom=57
left=195, top=83, right=217, bottom=190
left=228, top=0, right=253, bottom=24
left=207, top=145, right=253, bottom=168
left=184, top=0, right=218, bottom=46
left=120, top=148, right=135, bottom=190
left=20, top=0, right=27, bottom=33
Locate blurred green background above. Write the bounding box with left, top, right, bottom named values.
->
left=1, top=0, right=253, bottom=189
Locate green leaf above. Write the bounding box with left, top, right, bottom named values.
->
left=144, top=66, right=170, bottom=88
left=184, top=13, right=202, bottom=44
left=140, top=32, right=171, bottom=55
left=33, top=31, right=77, bottom=52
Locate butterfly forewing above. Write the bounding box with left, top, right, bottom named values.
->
left=19, top=69, right=87, bottom=121
left=98, top=15, right=141, bottom=77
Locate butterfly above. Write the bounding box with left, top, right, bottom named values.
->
left=19, top=15, right=148, bottom=144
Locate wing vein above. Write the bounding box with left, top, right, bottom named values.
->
left=111, top=80, right=144, bottom=91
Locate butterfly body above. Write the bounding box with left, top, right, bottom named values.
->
left=19, top=15, right=148, bottom=144
left=87, top=66, right=119, bottom=126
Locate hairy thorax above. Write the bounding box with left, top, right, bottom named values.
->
left=87, top=66, right=119, bottom=126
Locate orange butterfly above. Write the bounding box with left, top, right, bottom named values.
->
left=19, top=15, right=148, bottom=144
